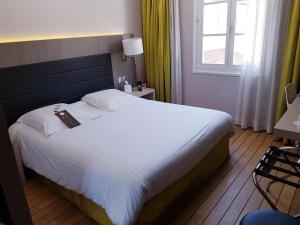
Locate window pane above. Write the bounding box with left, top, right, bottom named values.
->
left=203, top=36, right=226, bottom=64
left=233, top=35, right=245, bottom=65
left=204, top=0, right=227, bottom=3
left=203, top=3, right=228, bottom=34
left=235, top=0, right=247, bottom=33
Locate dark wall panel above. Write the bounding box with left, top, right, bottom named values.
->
left=0, top=53, right=114, bottom=125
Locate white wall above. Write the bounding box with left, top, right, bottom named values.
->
left=180, top=0, right=240, bottom=119
left=0, top=0, right=142, bottom=42
left=0, top=0, right=145, bottom=81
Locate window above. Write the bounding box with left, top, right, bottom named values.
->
left=193, top=0, right=247, bottom=75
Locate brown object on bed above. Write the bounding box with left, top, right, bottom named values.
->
left=55, top=110, right=81, bottom=128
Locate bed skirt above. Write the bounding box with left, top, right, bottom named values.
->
left=37, top=134, right=230, bottom=225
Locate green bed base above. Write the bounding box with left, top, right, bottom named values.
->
left=39, top=135, right=230, bottom=225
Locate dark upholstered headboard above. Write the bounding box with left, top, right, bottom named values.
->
left=0, top=53, right=114, bottom=126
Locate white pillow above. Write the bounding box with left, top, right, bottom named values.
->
left=82, top=89, right=141, bottom=111
left=17, top=103, right=103, bottom=137
left=70, top=101, right=106, bottom=118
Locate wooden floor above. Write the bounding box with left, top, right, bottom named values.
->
left=24, top=128, right=300, bottom=225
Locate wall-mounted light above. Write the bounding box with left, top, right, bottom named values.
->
left=121, top=38, right=144, bottom=63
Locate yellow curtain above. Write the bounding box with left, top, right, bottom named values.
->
left=142, top=0, right=171, bottom=102
left=275, top=0, right=300, bottom=121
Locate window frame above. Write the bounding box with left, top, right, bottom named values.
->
left=193, top=0, right=244, bottom=76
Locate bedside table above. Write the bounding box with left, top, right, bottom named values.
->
left=131, top=88, right=156, bottom=100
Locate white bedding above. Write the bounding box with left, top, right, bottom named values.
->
left=10, top=100, right=234, bottom=225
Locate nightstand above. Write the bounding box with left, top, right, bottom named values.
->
left=131, top=88, right=156, bottom=100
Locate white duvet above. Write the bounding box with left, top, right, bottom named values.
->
left=10, top=100, right=234, bottom=225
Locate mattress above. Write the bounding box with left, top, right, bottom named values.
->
left=39, top=134, right=230, bottom=225
left=10, top=100, right=234, bottom=225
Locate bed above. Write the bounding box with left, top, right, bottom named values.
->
left=0, top=53, right=234, bottom=225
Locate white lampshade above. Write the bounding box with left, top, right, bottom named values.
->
left=122, top=38, right=144, bottom=56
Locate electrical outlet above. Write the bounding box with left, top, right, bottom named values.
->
left=118, top=77, right=123, bottom=83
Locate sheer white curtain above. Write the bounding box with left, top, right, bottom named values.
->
left=235, top=0, right=290, bottom=133
left=170, top=0, right=183, bottom=104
